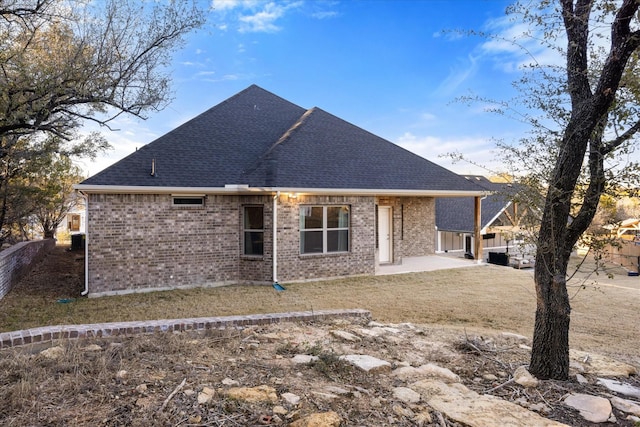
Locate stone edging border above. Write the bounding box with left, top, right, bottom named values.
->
left=0, top=309, right=371, bottom=349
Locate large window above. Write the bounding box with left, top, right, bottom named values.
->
left=243, top=206, right=264, bottom=256
left=300, top=205, right=349, bottom=254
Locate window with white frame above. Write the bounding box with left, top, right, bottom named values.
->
left=243, top=205, right=264, bottom=256
left=300, top=205, right=349, bottom=254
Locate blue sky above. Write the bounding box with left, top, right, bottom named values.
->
left=81, top=0, right=534, bottom=178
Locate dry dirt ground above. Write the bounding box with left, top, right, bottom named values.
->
left=0, top=246, right=639, bottom=426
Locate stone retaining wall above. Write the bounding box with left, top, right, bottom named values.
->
left=0, top=309, right=372, bottom=349
left=0, top=239, right=55, bottom=301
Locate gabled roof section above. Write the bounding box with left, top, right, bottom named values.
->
left=242, top=107, right=482, bottom=191
left=436, top=176, right=518, bottom=232
left=80, top=85, right=483, bottom=194
left=81, top=85, right=306, bottom=187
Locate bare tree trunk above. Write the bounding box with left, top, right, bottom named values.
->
left=528, top=0, right=640, bottom=380
left=530, top=257, right=571, bottom=379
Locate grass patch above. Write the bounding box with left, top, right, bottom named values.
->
left=2, top=246, right=640, bottom=362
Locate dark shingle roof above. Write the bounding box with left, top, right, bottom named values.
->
left=81, top=85, right=482, bottom=193
left=436, top=176, right=518, bottom=232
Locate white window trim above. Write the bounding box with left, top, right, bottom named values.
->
left=300, top=205, right=350, bottom=255
left=243, top=205, right=264, bottom=257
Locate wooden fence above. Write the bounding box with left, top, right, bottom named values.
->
left=604, top=239, right=640, bottom=274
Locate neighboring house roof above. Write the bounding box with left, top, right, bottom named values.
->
left=78, top=85, right=483, bottom=196
left=436, top=176, right=518, bottom=233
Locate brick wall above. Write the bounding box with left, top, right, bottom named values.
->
left=276, top=195, right=377, bottom=282
left=399, top=196, right=436, bottom=257
left=88, top=194, right=249, bottom=296
left=0, top=239, right=55, bottom=300
left=86, top=193, right=434, bottom=296
left=377, top=196, right=436, bottom=263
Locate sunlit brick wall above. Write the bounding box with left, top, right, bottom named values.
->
left=276, top=195, right=377, bottom=282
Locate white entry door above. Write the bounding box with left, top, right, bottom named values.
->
left=378, top=206, right=392, bottom=263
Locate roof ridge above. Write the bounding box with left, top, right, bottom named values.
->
left=241, top=107, right=317, bottom=178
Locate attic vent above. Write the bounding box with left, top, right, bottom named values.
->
left=172, top=196, right=204, bottom=206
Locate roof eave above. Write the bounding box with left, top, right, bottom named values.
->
left=74, top=184, right=486, bottom=197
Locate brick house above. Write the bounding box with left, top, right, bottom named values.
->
left=76, top=85, right=484, bottom=297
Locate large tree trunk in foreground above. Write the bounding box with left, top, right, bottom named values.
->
left=528, top=0, right=640, bottom=380
left=530, top=261, right=571, bottom=379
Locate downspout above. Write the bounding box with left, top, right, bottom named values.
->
left=273, top=191, right=279, bottom=285
left=79, top=191, right=89, bottom=296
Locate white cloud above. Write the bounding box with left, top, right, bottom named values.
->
left=239, top=2, right=301, bottom=33
left=395, top=132, right=499, bottom=175
left=436, top=54, right=479, bottom=96
left=311, top=11, right=338, bottom=19
left=210, top=0, right=303, bottom=33
left=196, top=70, right=217, bottom=76
left=479, top=15, right=564, bottom=72
left=211, top=0, right=250, bottom=11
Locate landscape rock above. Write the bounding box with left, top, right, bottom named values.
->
left=501, top=332, right=529, bottom=341
left=610, top=396, right=640, bottom=416
left=597, top=378, right=640, bottom=399
left=288, top=411, right=342, bottom=427
left=281, top=392, right=301, bottom=405
left=393, top=386, right=421, bottom=403
left=564, top=393, right=614, bottom=423
left=311, top=391, right=340, bottom=400
left=392, top=363, right=460, bottom=383
left=392, top=404, right=414, bottom=418
left=224, top=385, right=278, bottom=403
left=292, top=354, right=319, bottom=364
left=413, top=410, right=432, bottom=425
left=513, top=366, right=539, bottom=388
left=410, top=379, right=569, bottom=427
left=323, top=386, right=350, bottom=396
left=528, top=402, right=551, bottom=414
left=221, top=377, right=239, bottom=386
left=570, top=349, right=637, bottom=376
left=272, top=405, right=288, bottom=415
left=356, top=328, right=383, bottom=338
left=39, top=346, right=65, bottom=359
left=197, top=386, right=215, bottom=405
left=339, top=354, right=391, bottom=373
left=81, top=344, right=102, bottom=352
left=575, top=373, right=588, bottom=384
left=330, top=330, right=361, bottom=342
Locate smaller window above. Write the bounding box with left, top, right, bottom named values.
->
left=68, top=214, right=81, bottom=232
left=244, top=206, right=264, bottom=256
left=172, top=196, right=204, bottom=206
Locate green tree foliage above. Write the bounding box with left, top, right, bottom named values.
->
left=0, top=0, right=205, bottom=243
left=29, top=152, right=85, bottom=239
